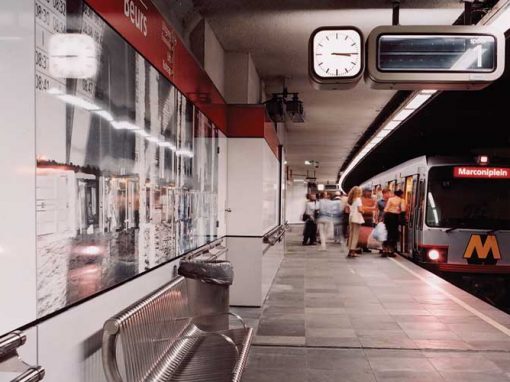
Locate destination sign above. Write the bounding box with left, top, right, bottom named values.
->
left=454, top=167, right=510, bottom=179
left=378, top=34, right=496, bottom=73
left=366, top=26, right=505, bottom=90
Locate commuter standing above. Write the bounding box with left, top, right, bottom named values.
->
left=383, top=189, right=406, bottom=257
left=302, top=194, right=318, bottom=245
left=341, top=192, right=349, bottom=241
left=377, top=188, right=391, bottom=223
left=361, top=188, right=377, bottom=252
left=316, top=192, right=333, bottom=251
left=331, top=191, right=344, bottom=244
left=347, top=186, right=364, bottom=258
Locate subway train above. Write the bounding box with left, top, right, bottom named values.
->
left=362, top=156, right=510, bottom=276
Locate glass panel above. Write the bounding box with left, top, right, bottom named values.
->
left=35, top=0, right=218, bottom=317
left=426, top=166, right=510, bottom=229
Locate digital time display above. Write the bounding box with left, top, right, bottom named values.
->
left=377, top=34, right=496, bottom=73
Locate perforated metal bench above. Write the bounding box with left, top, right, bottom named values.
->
left=102, top=276, right=253, bottom=382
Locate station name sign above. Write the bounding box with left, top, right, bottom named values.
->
left=454, top=167, right=510, bottom=179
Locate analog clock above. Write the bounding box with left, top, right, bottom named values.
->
left=309, top=27, right=364, bottom=89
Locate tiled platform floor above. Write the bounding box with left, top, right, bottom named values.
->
left=236, top=225, right=510, bottom=381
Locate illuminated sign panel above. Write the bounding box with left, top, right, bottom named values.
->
left=378, top=34, right=497, bottom=73
left=366, top=25, right=505, bottom=90
left=454, top=167, right=510, bottom=179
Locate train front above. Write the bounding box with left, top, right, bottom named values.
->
left=418, top=162, right=510, bottom=275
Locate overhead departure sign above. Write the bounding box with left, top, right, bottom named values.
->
left=454, top=167, right=510, bottom=179
left=366, top=26, right=505, bottom=90
left=378, top=35, right=496, bottom=72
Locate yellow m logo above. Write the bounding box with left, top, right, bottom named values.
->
left=463, top=235, right=501, bottom=260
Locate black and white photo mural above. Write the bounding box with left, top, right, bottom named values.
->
left=35, top=0, right=219, bottom=317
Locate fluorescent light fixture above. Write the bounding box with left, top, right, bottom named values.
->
left=94, top=110, right=114, bottom=122
left=112, top=121, right=139, bottom=130
left=370, top=136, right=383, bottom=145
left=376, top=129, right=392, bottom=139
left=57, top=94, right=100, bottom=111
left=392, top=108, right=414, bottom=122
left=49, top=33, right=98, bottom=79
left=488, top=3, right=510, bottom=32
left=384, top=120, right=400, bottom=130
left=406, top=93, right=432, bottom=110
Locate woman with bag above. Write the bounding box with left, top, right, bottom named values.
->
left=347, top=186, right=364, bottom=258
left=383, top=189, right=407, bottom=257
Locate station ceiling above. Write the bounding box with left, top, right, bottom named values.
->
left=194, top=0, right=464, bottom=183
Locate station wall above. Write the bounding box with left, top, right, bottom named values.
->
left=0, top=0, right=281, bottom=379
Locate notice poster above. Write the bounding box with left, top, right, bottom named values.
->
left=34, top=0, right=219, bottom=317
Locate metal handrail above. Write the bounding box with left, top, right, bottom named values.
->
left=185, top=238, right=226, bottom=260
left=0, top=331, right=45, bottom=382
left=263, top=223, right=288, bottom=245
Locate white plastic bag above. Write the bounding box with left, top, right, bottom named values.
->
left=367, top=231, right=382, bottom=250
left=372, top=222, right=388, bottom=242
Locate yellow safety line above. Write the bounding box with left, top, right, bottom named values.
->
left=389, top=257, right=510, bottom=337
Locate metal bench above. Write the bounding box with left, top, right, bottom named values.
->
left=102, top=276, right=253, bottom=382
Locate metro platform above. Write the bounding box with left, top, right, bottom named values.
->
left=236, top=226, right=510, bottom=382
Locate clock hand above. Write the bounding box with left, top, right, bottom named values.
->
left=331, top=52, right=358, bottom=56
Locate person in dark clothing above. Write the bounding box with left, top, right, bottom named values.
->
left=302, top=194, right=318, bottom=245
left=383, top=189, right=406, bottom=257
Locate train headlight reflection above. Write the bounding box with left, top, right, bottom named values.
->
left=428, top=249, right=440, bottom=261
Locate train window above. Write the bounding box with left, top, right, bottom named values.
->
left=426, top=166, right=510, bottom=229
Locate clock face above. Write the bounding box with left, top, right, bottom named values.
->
left=312, top=29, right=362, bottom=79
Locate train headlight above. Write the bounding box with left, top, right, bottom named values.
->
left=428, top=249, right=440, bottom=261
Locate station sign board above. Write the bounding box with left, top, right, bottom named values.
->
left=366, top=26, right=505, bottom=90
left=454, top=167, right=510, bottom=179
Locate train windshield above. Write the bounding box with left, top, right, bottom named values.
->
left=426, top=166, right=510, bottom=230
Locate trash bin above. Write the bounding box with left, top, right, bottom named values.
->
left=178, top=259, right=233, bottom=331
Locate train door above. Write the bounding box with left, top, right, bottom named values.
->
left=413, top=178, right=426, bottom=255
left=404, top=175, right=418, bottom=254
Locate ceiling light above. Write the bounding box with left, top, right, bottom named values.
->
left=392, top=108, right=414, bottom=122
left=376, top=129, right=392, bottom=139
left=304, top=160, right=311, bottom=165
left=406, top=93, right=432, bottom=110
left=383, top=120, right=400, bottom=131
left=484, top=2, right=510, bottom=32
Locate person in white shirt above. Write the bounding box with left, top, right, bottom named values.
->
left=347, top=186, right=364, bottom=258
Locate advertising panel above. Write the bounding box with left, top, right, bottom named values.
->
left=35, top=0, right=218, bottom=317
